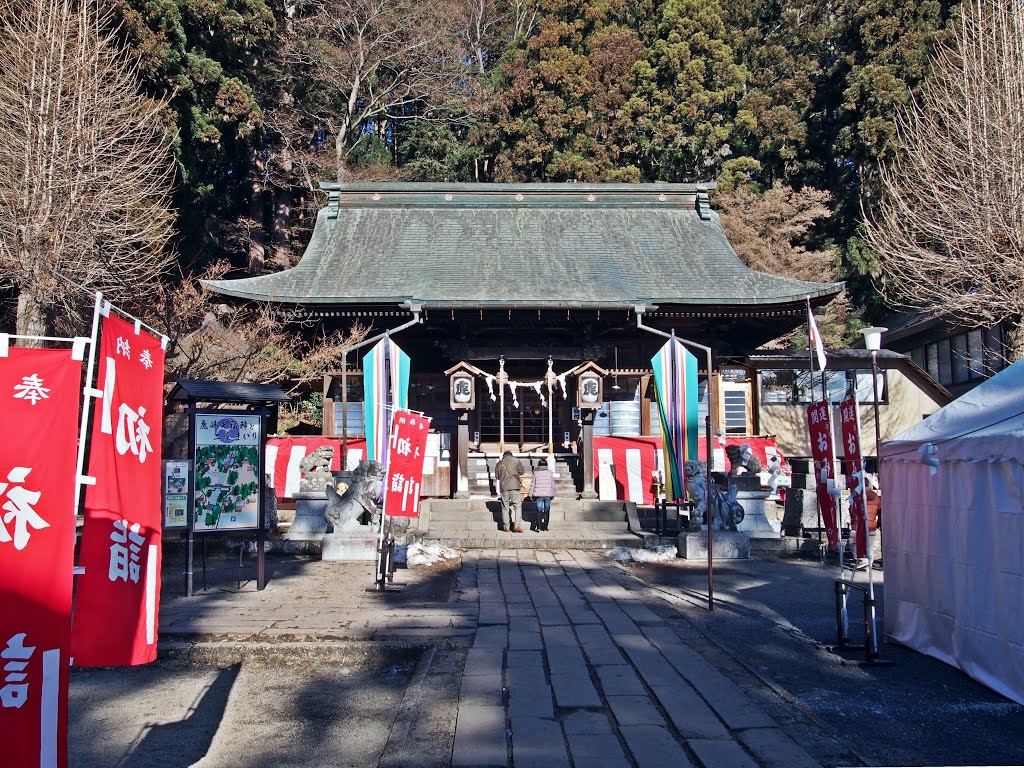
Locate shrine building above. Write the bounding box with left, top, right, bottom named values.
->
left=205, top=182, right=849, bottom=499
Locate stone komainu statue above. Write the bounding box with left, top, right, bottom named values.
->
left=324, top=459, right=385, bottom=533
left=683, top=459, right=745, bottom=532
left=298, top=446, right=335, bottom=493
left=725, top=443, right=762, bottom=476
left=684, top=460, right=709, bottom=529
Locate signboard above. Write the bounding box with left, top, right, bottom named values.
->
left=806, top=400, right=839, bottom=550
left=839, top=396, right=868, bottom=557
left=163, top=460, right=190, bottom=529
left=192, top=412, right=263, bottom=532
left=0, top=345, right=82, bottom=768
left=383, top=410, right=431, bottom=517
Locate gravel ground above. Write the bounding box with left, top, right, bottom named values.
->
left=620, top=554, right=1024, bottom=767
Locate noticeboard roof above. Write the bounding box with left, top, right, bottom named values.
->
left=168, top=379, right=291, bottom=404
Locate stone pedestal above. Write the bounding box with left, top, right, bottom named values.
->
left=283, top=491, right=330, bottom=539
left=729, top=476, right=782, bottom=539
left=321, top=533, right=379, bottom=561
left=678, top=530, right=750, bottom=560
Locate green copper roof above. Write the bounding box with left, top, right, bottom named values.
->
left=204, top=182, right=843, bottom=308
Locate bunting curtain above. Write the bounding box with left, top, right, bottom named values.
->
left=363, top=337, right=410, bottom=462
left=650, top=339, right=699, bottom=500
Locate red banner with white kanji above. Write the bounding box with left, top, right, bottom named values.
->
left=71, top=314, right=165, bottom=666
left=839, top=396, right=868, bottom=558
left=383, top=410, right=431, bottom=517
left=806, top=400, right=840, bottom=550
left=0, top=345, right=83, bottom=768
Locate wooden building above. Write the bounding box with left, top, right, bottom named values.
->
left=205, top=182, right=845, bottom=496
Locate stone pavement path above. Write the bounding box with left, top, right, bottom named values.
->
left=144, top=549, right=846, bottom=767
left=450, top=549, right=822, bottom=768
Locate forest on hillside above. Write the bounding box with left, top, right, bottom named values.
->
left=3, top=0, right=1021, bottom=386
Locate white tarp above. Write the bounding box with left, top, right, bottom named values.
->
left=882, top=360, right=1024, bottom=704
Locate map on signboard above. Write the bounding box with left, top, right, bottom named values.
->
left=193, top=415, right=262, bottom=531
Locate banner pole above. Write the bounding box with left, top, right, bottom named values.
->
left=807, top=298, right=824, bottom=552
left=827, top=372, right=849, bottom=637
left=376, top=336, right=393, bottom=588
left=73, top=292, right=104, bottom=516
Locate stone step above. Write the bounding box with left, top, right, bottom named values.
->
left=466, top=454, right=581, bottom=497
left=419, top=529, right=642, bottom=550
left=423, top=499, right=629, bottom=525
left=427, top=521, right=630, bottom=533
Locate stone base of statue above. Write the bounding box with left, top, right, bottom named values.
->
left=728, top=476, right=783, bottom=539
left=321, top=532, right=379, bottom=561
left=677, top=530, right=750, bottom=560
left=283, top=491, right=330, bottom=540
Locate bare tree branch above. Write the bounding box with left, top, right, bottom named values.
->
left=0, top=0, right=176, bottom=337
left=866, top=0, right=1024, bottom=359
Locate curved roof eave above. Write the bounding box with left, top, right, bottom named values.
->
left=203, top=183, right=844, bottom=310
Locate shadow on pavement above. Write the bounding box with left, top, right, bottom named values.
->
left=126, top=663, right=240, bottom=768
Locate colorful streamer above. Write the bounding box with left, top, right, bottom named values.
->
left=650, top=338, right=699, bottom=500
left=363, top=336, right=410, bottom=462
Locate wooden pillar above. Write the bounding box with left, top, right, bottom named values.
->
left=455, top=412, right=470, bottom=498
left=640, top=374, right=652, bottom=435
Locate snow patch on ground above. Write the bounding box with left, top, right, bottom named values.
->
left=405, top=542, right=461, bottom=566
left=605, top=545, right=677, bottom=563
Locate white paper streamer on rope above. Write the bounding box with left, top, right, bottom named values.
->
left=508, top=382, right=519, bottom=408
left=557, top=374, right=568, bottom=398
left=533, top=381, right=546, bottom=408
left=485, top=375, right=496, bottom=401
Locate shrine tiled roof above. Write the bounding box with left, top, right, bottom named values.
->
left=204, top=182, right=843, bottom=309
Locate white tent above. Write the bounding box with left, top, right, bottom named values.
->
left=882, top=359, right=1024, bottom=704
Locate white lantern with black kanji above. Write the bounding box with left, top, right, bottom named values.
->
left=575, top=361, right=608, bottom=409
left=445, top=362, right=477, bottom=410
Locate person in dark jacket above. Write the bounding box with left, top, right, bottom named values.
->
left=528, top=458, right=556, bottom=532
left=494, top=450, right=525, bottom=532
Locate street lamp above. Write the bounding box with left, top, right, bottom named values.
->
left=859, top=325, right=887, bottom=660
left=860, top=327, right=887, bottom=470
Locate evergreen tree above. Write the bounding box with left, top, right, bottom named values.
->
left=484, top=0, right=607, bottom=181
left=113, top=0, right=275, bottom=269
left=618, top=0, right=748, bottom=182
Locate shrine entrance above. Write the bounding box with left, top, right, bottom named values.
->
left=478, top=390, right=550, bottom=452
left=468, top=360, right=574, bottom=454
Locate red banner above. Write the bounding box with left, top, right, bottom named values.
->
left=72, top=314, right=165, bottom=666
left=264, top=437, right=367, bottom=499
left=595, top=436, right=789, bottom=505
left=383, top=410, right=431, bottom=517
left=839, top=396, right=868, bottom=558
left=1, top=345, right=83, bottom=768
left=806, top=401, right=840, bottom=549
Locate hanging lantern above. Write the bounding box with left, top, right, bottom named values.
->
left=575, top=361, right=608, bottom=409
left=445, top=362, right=476, bottom=410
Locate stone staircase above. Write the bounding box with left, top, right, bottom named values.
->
left=464, top=452, right=580, bottom=498
left=418, top=497, right=643, bottom=550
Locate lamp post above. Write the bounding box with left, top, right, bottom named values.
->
left=860, top=325, right=887, bottom=660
